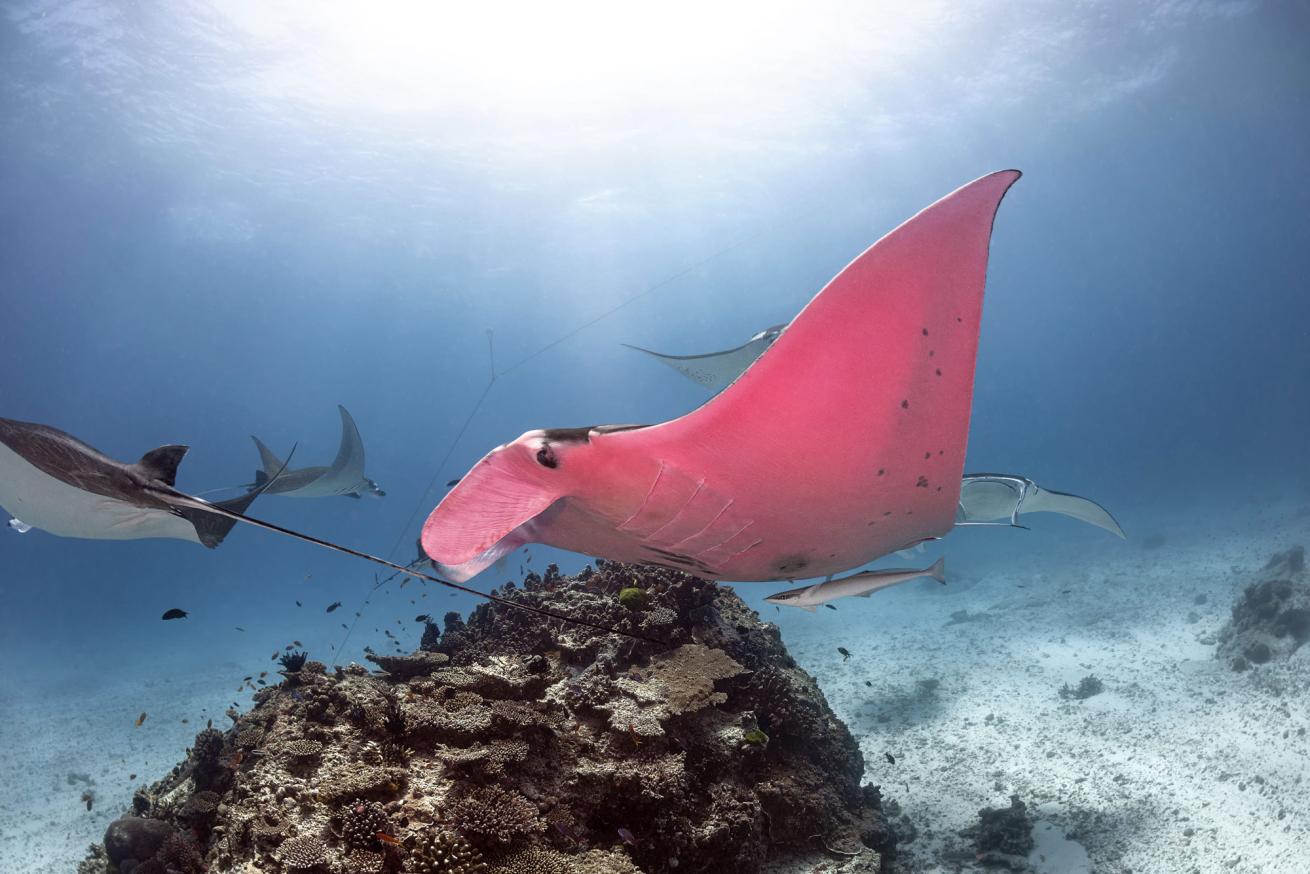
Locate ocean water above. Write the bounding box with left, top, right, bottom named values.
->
left=1, top=2, right=1308, bottom=872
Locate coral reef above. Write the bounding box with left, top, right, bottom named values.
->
left=1218, top=546, right=1310, bottom=670
left=965, top=795, right=1034, bottom=866
left=1058, top=675, right=1104, bottom=700
left=80, top=560, right=895, bottom=873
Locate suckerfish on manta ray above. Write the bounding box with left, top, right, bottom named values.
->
left=422, top=171, right=1023, bottom=583
left=0, top=417, right=277, bottom=547
left=249, top=405, right=384, bottom=499
left=766, top=557, right=945, bottom=611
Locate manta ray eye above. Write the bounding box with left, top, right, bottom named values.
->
left=535, top=446, right=558, bottom=469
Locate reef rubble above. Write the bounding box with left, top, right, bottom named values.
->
left=79, top=561, right=896, bottom=874
left=1217, top=545, right=1310, bottom=671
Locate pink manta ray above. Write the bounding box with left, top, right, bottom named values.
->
left=424, top=170, right=1022, bottom=583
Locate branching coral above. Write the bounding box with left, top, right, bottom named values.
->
left=341, top=798, right=391, bottom=850
left=403, top=831, right=488, bottom=874
left=449, top=785, right=544, bottom=846
left=276, top=834, right=329, bottom=870
left=491, top=847, right=572, bottom=874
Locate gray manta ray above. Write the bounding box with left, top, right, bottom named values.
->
left=0, top=416, right=275, bottom=547
left=622, top=324, right=786, bottom=392
left=251, top=405, right=384, bottom=499
left=957, top=473, right=1125, bottom=538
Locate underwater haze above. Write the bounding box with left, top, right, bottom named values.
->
left=1, top=2, right=1309, bottom=872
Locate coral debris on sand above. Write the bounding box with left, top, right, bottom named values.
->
left=1218, top=545, right=1310, bottom=671
left=80, top=561, right=895, bottom=873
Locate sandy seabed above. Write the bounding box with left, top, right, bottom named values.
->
left=1, top=505, right=1307, bottom=874
left=780, top=506, right=1310, bottom=874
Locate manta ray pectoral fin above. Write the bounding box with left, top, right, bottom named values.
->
left=330, top=405, right=368, bottom=480
left=251, top=436, right=286, bottom=480
left=1024, top=486, right=1126, bottom=539
left=134, top=445, right=190, bottom=487
left=421, top=450, right=562, bottom=580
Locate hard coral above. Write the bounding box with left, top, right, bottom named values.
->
left=276, top=834, right=329, bottom=869
left=648, top=644, right=745, bottom=715
left=491, top=847, right=571, bottom=874
left=403, top=830, right=488, bottom=874
left=342, top=798, right=391, bottom=850
left=450, top=785, right=544, bottom=846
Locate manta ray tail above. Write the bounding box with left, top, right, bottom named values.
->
left=178, top=445, right=296, bottom=548
left=157, top=489, right=669, bottom=646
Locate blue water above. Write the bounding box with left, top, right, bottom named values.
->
left=0, top=2, right=1308, bottom=869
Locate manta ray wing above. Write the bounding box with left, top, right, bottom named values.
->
left=424, top=171, right=1020, bottom=582
left=623, top=325, right=785, bottom=392
left=581, top=171, right=1021, bottom=580
left=329, top=405, right=367, bottom=482
left=1023, top=485, right=1126, bottom=538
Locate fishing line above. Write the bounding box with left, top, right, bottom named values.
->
left=167, top=490, right=670, bottom=646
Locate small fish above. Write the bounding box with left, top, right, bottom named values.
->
left=82, top=790, right=94, bottom=811
left=884, top=752, right=896, bottom=765
left=617, top=827, right=636, bottom=846
left=160, top=608, right=188, bottom=621
left=825, top=604, right=838, bottom=611
left=135, top=712, right=147, bottom=728
left=285, top=645, right=295, bottom=650
left=181, top=718, right=189, bottom=724
left=234, top=626, right=246, bottom=632
left=864, top=680, right=872, bottom=687
left=128, top=774, right=136, bottom=780
left=837, top=647, right=851, bottom=661
left=242, top=676, right=252, bottom=682
left=272, top=652, right=280, bottom=661
left=296, top=600, right=302, bottom=607
left=341, top=623, right=348, bottom=630
left=376, top=832, right=401, bottom=846
left=326, top=601, right=342, bottom=613
left=415, top=614, right=430, bottom=622
left=293, top=640, right=303, bottom=647
left=229, top=749, right=245, bottom=769
left=8, top=517, right=33, bottom=533
left=259, top=672, right=267, bottom=678
left=445, top=478, right=460, bottom=487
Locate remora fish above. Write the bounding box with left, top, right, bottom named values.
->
left=765, top=558, right=945, bottom=611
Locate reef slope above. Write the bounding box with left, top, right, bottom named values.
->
left=80, top=561, right=894, bottom=874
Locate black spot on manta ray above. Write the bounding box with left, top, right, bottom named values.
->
left=878, top=468, right=886, bottom=476
left=916, top=476, right=929, bottom=488
left=935, top=369, right=942, bottom=377
left=922, top=328, right=929, bottom=336
left=924, top=451, right=931, bottom=460
left=901, top=400, right=909, bottom=409
left=775, top=555, right=810, bottom=573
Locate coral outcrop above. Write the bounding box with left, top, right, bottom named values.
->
left=80, top=560, right=894, bottom=873
left=1218, top=546, right=1310, bottom=670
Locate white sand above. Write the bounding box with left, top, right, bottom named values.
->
left=777, top=506, right=1310, bottom=874
left=0, top=664, right=252, bottom=874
